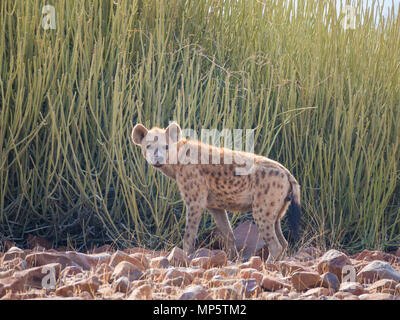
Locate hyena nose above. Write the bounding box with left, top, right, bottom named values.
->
left=154, top=148, right=159, bottom=157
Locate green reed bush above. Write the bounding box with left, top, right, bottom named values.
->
left=0, top=0, right=399, bottom=252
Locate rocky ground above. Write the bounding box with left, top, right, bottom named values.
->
left=1, top=238, right=400, bottom=300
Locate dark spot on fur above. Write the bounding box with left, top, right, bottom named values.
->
left=271, top=202, right=275, bottom=206
left=261, top=170, right=266, bottom=178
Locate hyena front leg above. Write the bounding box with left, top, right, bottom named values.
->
left=208, top=208, right=238, bottom=260
left=177, top=169, right=208, bottom=255
left=182, top=203, right=205, bottom=255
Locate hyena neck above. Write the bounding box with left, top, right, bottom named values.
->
left=158, top=164, right=177, bottom=180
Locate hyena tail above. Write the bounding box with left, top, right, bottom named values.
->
left=286, top=173, right=301, bottom=241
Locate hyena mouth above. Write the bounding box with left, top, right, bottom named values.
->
left=153, top=162, right=163, bottom=168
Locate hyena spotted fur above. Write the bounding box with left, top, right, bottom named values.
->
left=131, top=122, right=301, bottom=262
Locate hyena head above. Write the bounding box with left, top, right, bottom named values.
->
left=131, top=122, right=182, bottom=168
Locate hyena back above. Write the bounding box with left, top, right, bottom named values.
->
left=131, top=122, right=301, bottom=262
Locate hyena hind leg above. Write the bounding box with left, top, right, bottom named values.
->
left=208, top=208, right=239, bottom=260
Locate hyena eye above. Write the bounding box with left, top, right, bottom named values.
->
left=164, top=145, right=168, bottom=150
left=146, top=145, right=151, bottom=150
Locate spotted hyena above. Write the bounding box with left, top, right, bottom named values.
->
left=131, top=122, right=301, bottom=262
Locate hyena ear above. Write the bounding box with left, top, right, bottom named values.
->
left=166, top=122, right=182, bottom=143
left=131, top=124, right=148, bottom=145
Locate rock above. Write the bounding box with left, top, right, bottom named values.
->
left=278, top=261, right=307, bottom=276
left=26, top=235, right=52, bottom=250
left=354, top=249, right=399, bottom=263
left=95, top=263, right=113, bottom=283
left=109, top=250, right=146, bottom=270
left=357, top=260, right=400, bottom=283
left=212, top=286, right=242, bottom=300
left=1, top=247, right=25, bottom=263
left=239, top=256, right=263, bottom=271
left=358, top=293, right=398, bottom=300
left=239, top=268, right=263, bottom=284
left=128, top=284, right=152, bottom=300
left=167, top=247, right=189, bottom=267
left=301, top=287, right=331, bottom=298
left=339, top=282, right=366, bottom=295
left=25, top=251, right=109, bottom=270
left=3, top=257, right=27, bottom=271
left=233, top=221, right=265, bottom=260
left=261, top=292, right=283, bottom=300
left=210, top=250, right=228, bottom=267
left=317, top=249, right=352, bottom=280
left=190, top=257, right=213, bottom=269
left=0, top=270, right=13, bottom=279
left=290, top=271, right=321, bottom=291
left=320, top=272, right=340, bottom=292
left=203, top=268, right=227, bottom=280
left=395, top=247, right=400, bottom=257
left=333, top=291, right=360, bottom=300
left=55, top=276, right=100, bottom=297
left=178, top=285, right=212, bottom=300
left=162, top=276, right=186, bottom=287
left=60, top=266, right=84, bottom=277
left=111, top=261, right=143, bottom=282
left=13, top=263, right=61, bottom=288
left=129, top=253, right=149, bottom=269
left=261, top=275, right=290, bottom=291
left=222, top=266, right=240, bottom=277
left=113, top=276, right=131, bottom=293
left=240, top=278, right=261, bottom=298
left=209, top=276, right=238, bottom=288
left=190, top=248, right=213, bottom=259
left=149, top=257, right=169, bottom=269
left=164, top=268, right=193, bottom=284
left=0, top=277, right=24, bottom=298
left=368, top=279, right=398, bottom=294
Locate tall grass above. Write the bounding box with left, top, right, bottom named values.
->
left=0, top=0, right=399, bottom=252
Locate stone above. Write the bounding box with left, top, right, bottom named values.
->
left=278, top=261, right=307, bottom=276
left=167, top=247, right=189, bottom=267
left=339, top=282, right=366, bottom=295
left=317, top=249, right=352, bottom=280
left=222, top=266, right=240, bottom=277
left=113, top=276, right=130, bottom=293
left=368, top=279, right=398, bottom=294
left=0, top=277, right=24, bottom=298
left=357, top=260, right=400, bottom=283
left=109, top=250, right=146, bottom=270
left=178, top=285, right=212, bottom=300
left=190, top=248, right=213, bottom=259
left=1, top=247, right=25, bottom=263
left=240, top=278, right=261, bottom=298
left=333, top=291, right=360, bottom=300
left=239, top=268, right=263, bottom=284
left=129, top=252, right=149, bottom=269
left=354, top=249, right=399, bottom=264
left=95, top=263, right=113, bottom=283
left=190, top=257, right=213, bottom=269
left=128, top=284, right=152, bottom=300
left=261, top=292, right=282, bottom=300
left=301, top=287, right=331, bottom=298
left=13, top=263, right=61, bottom=288
left=25, top=251, right=110, bottom=270
left=164, top=268, right=193, bottom=284
left=203, top=268, right=227, bottom=280
left=212, top=286, right=242, bottom=300
left=149, top=257, right=169, bottom=269
left=111, top=261, right=143, bottom=282
left=290, top=271, right=321, bottom=291
left=210, top=250, right=227, bottom=267
left=162, top=276, right=186, bottom=287
left=55, top=276, right=100, bottom=297
left=358, top=293, right=398, bottom=300
left=261, top=275, right=290, bottom=291
left=233, top=221, right=265, bottom=260
left=60, top=266, right=84, bottom=277
left=320, top=272, right=340, bottom=292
